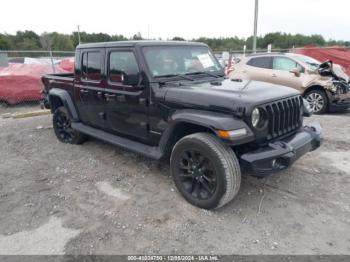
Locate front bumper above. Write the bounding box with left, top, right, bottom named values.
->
left=329, top=98, right=350, bottom=112
left=328, top=86, right=350, bottom=112
left=240, top=123, right=322, bottom=177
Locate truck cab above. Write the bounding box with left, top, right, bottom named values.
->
left=42, top=41, right=322, bottom=209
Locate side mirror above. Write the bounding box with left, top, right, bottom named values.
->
left=290, top=68, right=301, bottom=77
left=122, top=72, right=141, bottom=87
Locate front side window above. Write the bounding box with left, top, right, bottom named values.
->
left=273, top=57, right=302, bottom=71
left=109, top=51, right=139, bottom=83
left=82, top=51, right=101, bottom=81
left=143, top=45, right=223, bottom=77
left=289, top=54, right=320, bottom=70
left=247, top=57, right=272, bottom=69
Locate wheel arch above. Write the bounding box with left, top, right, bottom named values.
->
left=159, top=121, right=215, bottom=160
left=158, top=109, right=252, bottom=159
left=303, top=85, right=327, bottom=96
left=48, top=88, right=79, bottom=121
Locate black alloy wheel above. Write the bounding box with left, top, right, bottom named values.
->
left=53, top=106, right=87, bottom=144
left=171, top=133, right=241, bottom=209
left=177, top=149, right=217, bottom=200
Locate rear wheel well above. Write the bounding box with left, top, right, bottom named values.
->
left=163, top=122, right=216, bottom=161
left=49, top=95, right=64, bottom=112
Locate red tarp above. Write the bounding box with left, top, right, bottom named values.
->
left=0, top=64, right=69, bottom=105
left=58, top=57, right=75, bottom=72
left=291, top=45, right=350, bottom=75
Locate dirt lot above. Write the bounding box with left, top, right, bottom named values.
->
left=0, top=111, right=349, bottom=255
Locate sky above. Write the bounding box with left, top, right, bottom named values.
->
left=1, top=0, right=349, bottom=40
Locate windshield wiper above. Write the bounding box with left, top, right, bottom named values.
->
left=185, top=71, right=223, bottom=78
left=154, top=74, right=194, bottom=81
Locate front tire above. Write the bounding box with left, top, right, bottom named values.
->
left=170, top=133, right=241, bottom=209
left=53, top=106, right=87, bottom=144
left=305, top=89, right=328, bottom=114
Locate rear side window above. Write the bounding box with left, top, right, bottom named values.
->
left=82, top=51, right=101, bottom=81
left=247, top=57, right=272, bottom=69
left=109, top=51, right=139, bottom=83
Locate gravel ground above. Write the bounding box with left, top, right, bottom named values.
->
left=0, top=112, right=349, bottom=255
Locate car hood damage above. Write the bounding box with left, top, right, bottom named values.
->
left=317, top=60, right=349, bottom=83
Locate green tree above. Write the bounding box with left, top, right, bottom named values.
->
left=172, top=36, right=185, bottom=41
left=14, top=30, right=41, bottom=50
left=0, top=34, right=11, bottom=50
left=132, top=32, right=143, bottom=40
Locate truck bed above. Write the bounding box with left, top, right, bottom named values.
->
left=43, top=73, right=75, bottom=81
left=41, top=73, right=75, bottom=93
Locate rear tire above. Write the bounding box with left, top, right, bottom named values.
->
left=305, top=89, right=328, bottom=114
left=170, top=133, right=241, bottom=209
left=53, top=106, right=87, bottom=144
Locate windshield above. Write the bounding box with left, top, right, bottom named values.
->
left=290, top=54, right=321, bottom=70
left=143, top=45, right=223, bottom=78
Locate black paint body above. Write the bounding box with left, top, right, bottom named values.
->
left=42, top=41, right=322, bottom=175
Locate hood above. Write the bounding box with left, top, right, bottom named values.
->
left=333, top=64, right=349, bottom=82
left=318, top=60, right=349, bottom=82
left=163, top=79, right=300, bottom=114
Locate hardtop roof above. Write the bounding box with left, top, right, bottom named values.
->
left=76, top=40, right=207, bottom=49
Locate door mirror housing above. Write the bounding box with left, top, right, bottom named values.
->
left=122, top=72, right=141, bottom=87
left=290, top=68, right=301, bottom=77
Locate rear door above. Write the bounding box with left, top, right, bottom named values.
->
left=75, top=49, right=106, bottom=129
left=271, top=56, right=305, bottom=89
left=244, top=56, right=274, bottom=82
left=104, top=48, right=149, bottom=142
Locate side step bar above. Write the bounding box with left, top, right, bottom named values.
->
left=72, top=122, right=163, bottom=160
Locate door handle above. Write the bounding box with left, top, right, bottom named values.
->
left=139, top=98, right=147, bottom=105
left=272, top=74, right=277, bottom=77
left=80, top=89, right=89, bottom=94
left=97, top=91, right=103, bottom=99
left=105, top=93, right=116, bottom=98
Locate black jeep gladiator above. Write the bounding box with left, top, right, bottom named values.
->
left=42, top=41, right=322, bottom=209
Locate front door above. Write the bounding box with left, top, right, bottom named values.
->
left=271, top=56, right=305, bottom=89
left=76, top=49, right=106, bottom=129
left=104, top=48, right=149, bottom=142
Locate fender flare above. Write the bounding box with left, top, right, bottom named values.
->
left=158, top=109, right=254, bottom=150
left=48, top=88, right=79, bottom=121
left=170, top=109, right=251, bottom=130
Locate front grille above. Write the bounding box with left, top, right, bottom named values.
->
left=264, top=96, right=303, bottom=140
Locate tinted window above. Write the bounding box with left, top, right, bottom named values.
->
left=273, top=57, right=300, bottom=71
left=247, top=57, right=272, bottom=69
left=82, top=51, right=101, bottom=81
left=109, top=51, right=139, bottom=83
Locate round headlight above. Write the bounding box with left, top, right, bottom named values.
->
left=251, top=108, right=261, bottom=128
